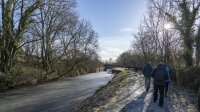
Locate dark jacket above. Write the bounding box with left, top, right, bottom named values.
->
left=143, top=63, right=153, bottom=77
left=151, top=64, right=168, bottom=85
left=198, top=87, right=200, bottom=111
left=165, top=65, right=172, bottom=82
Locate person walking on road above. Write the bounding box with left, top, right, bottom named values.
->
left=151, top=62, right=168, bottom=107
left=143, top=62, right=153, bottom=92
left=164, top=64, right=171, bottom=97
left=198, top=87, right=200, bottom=112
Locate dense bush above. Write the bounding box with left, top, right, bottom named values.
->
left=0, top=59, right=102, bottom=91
left=112, top=67, right=125, bottom=74
left=176, top=67, right=200, bottom=91
left=0, top=72, right=12, bottom=90
left=0, top=65, right=46, bottom=91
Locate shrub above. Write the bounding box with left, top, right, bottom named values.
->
left=3, top=65, right=46, bottom=89
left=112, top=67, right=125, bottom=74
left=176, top=67, right=200, bottom=91
left=0, top=72, right=13, bottom=91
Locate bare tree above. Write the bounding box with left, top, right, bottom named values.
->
left=31, top=0, right=77, bottom=71
left=0, top=0, right=40, bottom=73
left=51, top=20, right=99, bottom=80
left=132, top=1, right=183, bottom=68
left=151, top=0, right=200, bottom=66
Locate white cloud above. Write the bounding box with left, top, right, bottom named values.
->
left=98, top=35, right=133, bottom=61
left=120, top=27, right=135, bottom=33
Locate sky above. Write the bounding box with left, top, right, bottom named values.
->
left=77, top=0, right=147, bottom=61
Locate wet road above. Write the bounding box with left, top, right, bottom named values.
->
left=0, top=72, right=113, bottom=112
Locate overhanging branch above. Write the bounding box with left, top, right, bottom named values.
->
left=16, top=38, right=41, bottom=50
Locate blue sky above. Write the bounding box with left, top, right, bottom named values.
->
left=77, top=0, right=147, bottom=61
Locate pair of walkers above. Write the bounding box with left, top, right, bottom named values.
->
left=143, top=62, right=171, bottom=107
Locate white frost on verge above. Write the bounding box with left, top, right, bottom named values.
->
left=98, top=71, right=198, bottom=112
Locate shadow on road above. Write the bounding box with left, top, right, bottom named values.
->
left=121, top=84, right=198, bottom=112
left=120, top=91, right=148, bottom=112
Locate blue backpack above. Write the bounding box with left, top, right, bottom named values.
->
left=155, top=67, right=166, bottom=82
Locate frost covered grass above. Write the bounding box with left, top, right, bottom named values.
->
left=71, top=71, right=198, bottom=112
left=71, top=71, right=132, bottom=112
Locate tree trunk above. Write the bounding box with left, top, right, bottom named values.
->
left=196, top=34, right=200, bottom=67
left=183, top=34, right=193, bottom=67
left=0, top=0, right=39, bottom=74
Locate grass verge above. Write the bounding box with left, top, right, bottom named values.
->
left=71, top=70, right=133, bottom=112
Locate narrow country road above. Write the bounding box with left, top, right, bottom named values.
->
left=0, top=72, right=113, bottom=112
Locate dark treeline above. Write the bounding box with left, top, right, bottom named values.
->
left=116, top=0, right=200, bottom=92
left=0, top=0, right=102, bottom=90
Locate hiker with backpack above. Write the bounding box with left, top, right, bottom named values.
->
left=198, top=87, right=200, bottom=112
left=143, top=62, right=153, bottom=92
left=164, top=64, right=171, bottom=97
left=151, top=62, right=169, bottom=107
